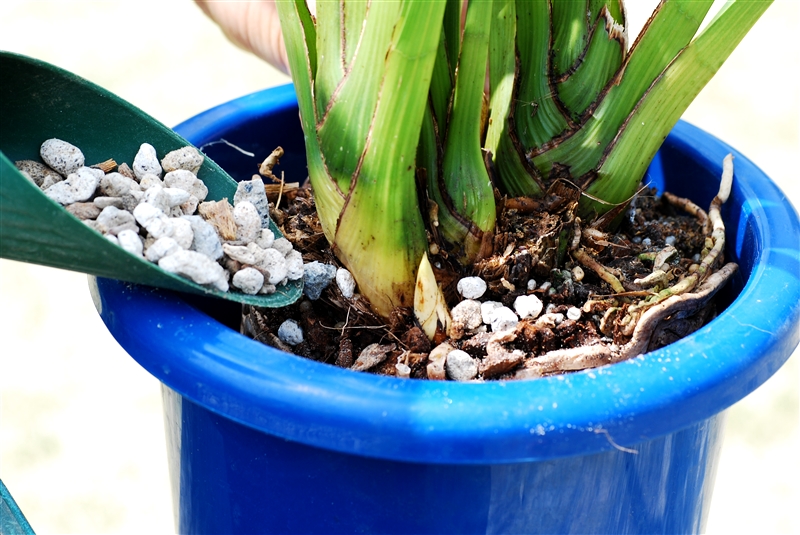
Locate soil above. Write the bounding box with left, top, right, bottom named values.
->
left=242, top=178, right=734, bottom=381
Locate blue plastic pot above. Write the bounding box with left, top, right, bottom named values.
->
left=91, top=85, right=800, bottom=534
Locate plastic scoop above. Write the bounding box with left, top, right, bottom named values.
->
left=0, top=52, right=302, bottom=307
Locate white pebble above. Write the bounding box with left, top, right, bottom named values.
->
left=277, top=319, right=304, bottom=346
left=272, top=237, right=294, bottom=256
left=132, top=202, right=163, bottom=227
left=255, top=228, right=275, bottom=249
left=566, top=307, right=582, bottom=321
left=139, top=173, right=164, bottom=190
left=44, top=167, right=101, bottom=205
left=480, top=301, right=504, bottom=325
left=180, top=195, right=199, bottom=216
left=158, top=249, right=228, bottom=291
left=144, top=213, right=175, bottom=240
left=145, top=237, right=180, bottom=262
left=133, top=143, right=162, bottom=180
left=527, top=279, right=537, bottom=291
left=665, top=235, right=677, bottom=246
left=234, top=201, right=262, bottom=244
left=395, top=362, right=412, bottom=378
left=105, top=234, right=119, bottom=245
left=164, top=169, right=208, bottom=201
left=161, top=146, right=204, bottom=175
left=456, top=277, right=487, bottom=300
left=642, top=237, right=652, bottom=247
left=40, top=138, right=84, bottom=176
left=490, top=306, right=519, bottom=333
left=446, top=350, right=478, bottom=381
left=451, top=299, right=483, bottom=331
left=171, top=217, right=194, bottom=249
left=223, top=242, right=265, bottom=266
left=100, top=172, right=141, bottom=197
left=514, top=294, right=543, bottom=319
left=96, top=205, right=138, bottom=235
left=539, top=281, right=551, bottom=291
left=336, top=268, right=356, bottom=298
left=232, top=267, right=265, bottom=295
left=117, top=229, right=143, bottom=256
left=260, top=248, right=289, bottom=285
left=163, top=187, right=191, bottom=208
left=572, top=266, right=584, bottom=282
left=286, top=250, right=305, bottom=281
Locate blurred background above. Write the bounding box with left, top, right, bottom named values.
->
left=0, top=1, right=797, bottom=533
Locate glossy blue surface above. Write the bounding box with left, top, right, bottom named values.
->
left=92, top=85, right=800, bottom=534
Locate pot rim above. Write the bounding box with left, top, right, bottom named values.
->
left=92, top=85, right=800, bottom=464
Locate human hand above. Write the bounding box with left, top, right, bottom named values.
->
left=195, top=0, right=289, bottom=74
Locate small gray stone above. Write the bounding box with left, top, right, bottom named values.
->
left=566, top=307, right=582, bottom=321
left=456, top=277, right=487, bottom=300
left=490, top=306, right=519, bottom=333
left=164, top=169, right=208, bottom=201
left=120, top=190, right=144, bottom=212
left=145, top=237, right=180, bottom=262
left=96, top=206, right=138, bottom=236
left=44, top=167, right=100, bottom=205
left=184, top=216, right=223, bottom=260
left=514, top=294, right=543, bottom=319
left=234, top=176, right=271, bottom=228
left=233, top=201, right=261, bottom=244
left=15, top=160, right=63, bottom=189
left=335, top=268, right=355, bottom=298
left=303, top=261, right=336, bottom=300
left=66, top=202, right=101, bottom=220
left=232, top=267, right=265, bottom=295
left=117, top=229, right=143, bottom=256
left=277, top=319, right=304, bottom=346
left=161, top=146, right=204, bottom=174
left=100, top=172, right=141, bottom=197
left=158, top=249, right=228, bottom=291
left=40, top=138, right=84, bottom=176
left=93, top=196, right=124, bottom=210
left=446, top=350, right=478, bottom=381
left=133, top=143, right=162, bottom=180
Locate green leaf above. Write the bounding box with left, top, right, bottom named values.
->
left=529, top=0, right=714, bottom=181
left=556, top=7, right=626, bottom=120
left=438, top=0, right=496, bottom=262
left=582, top=0, right=773, bottom=217
left=514, top=0, right=571, bottom=149
left=316, top=1, right=402, bottom=194
left=334, top=0, right=446, bottom=317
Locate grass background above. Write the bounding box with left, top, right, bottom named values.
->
left=1, top=1, right=797, bottom=533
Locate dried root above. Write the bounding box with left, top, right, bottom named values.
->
left=511, top=154, right=739, bottom=378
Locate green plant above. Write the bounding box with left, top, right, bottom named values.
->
left=275, top=0, right=771, bottom=321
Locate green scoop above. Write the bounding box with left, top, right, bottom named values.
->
left=0, top=52, right=302, bottom=307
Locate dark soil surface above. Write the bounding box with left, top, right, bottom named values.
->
left=242, top=182, right=728, bottom=381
